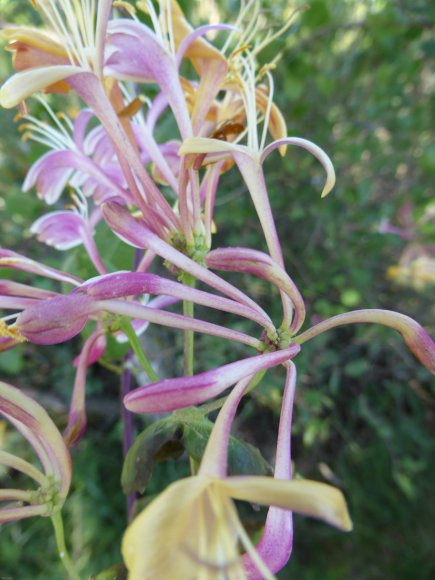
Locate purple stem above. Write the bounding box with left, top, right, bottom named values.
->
left=120, top=247, right=143, bottom=520
left=120, top=355, right=136, bottom=520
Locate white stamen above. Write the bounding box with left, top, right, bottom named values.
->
left=259, top=71, right=274, bottom=152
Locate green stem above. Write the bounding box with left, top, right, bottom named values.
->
left=51, top=511, right=80, bottom=580
left=189, top=456, right=200, bottom=475
left=118, top=318, right=159, bottom=382
left=183, top=275, right=196, bottom=376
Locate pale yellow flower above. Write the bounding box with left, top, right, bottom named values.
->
left=122, top=474, right=352, bottom=579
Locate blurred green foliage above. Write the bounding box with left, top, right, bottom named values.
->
left=0, top=0, right=434, bottom=578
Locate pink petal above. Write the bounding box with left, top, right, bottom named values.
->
left=244, top=363, right=297, bottom=578
left=31, top=211, right=88, bottom=250
left=106, top=20, right=192, bottom=138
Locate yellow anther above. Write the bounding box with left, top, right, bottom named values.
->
left=114, top=1, right=136, bottom=16
left=258, top=63, right=276, bottom=79
left=0, top=320, right=26, bottom=343
left=21, top=131, right=33, bottom=143
left=230, top=44, right=253, bottom=59
left=118, top=97, right=144, bottom=118
left=136, top=1, right=149, bottom=15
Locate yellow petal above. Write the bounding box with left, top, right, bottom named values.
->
left=122, top=477, right=211, bottom=580
left=224, top=476, right=353, bottom=532
left=179, top=136, right=241, bottom=156
left=0, top=65, right=83, bottom=109
left=2, top=26, right=67, bottom=59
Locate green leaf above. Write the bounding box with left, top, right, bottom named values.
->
left=182, top=415, right=272, bottom=477
left=0, top=349, right=24, bottom=375
left=121, top=418, right=184, bottom=494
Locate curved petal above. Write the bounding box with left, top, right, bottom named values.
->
left=64, top=330, right=105, bottom=446
left=244, top=363, right=296, bottom=578
left=294, top=309, right=435, bottom=374
left=106, top=20, right=192, bottom=138
left=0, top=65, right=83, bottom=109
left=225, top=477, right=352, bottom=532
left=23, top=150, right=74, bottom=204
left=206, top=247, right=305, bottom=333
left=261, top=137, right=336, bottom=198
left=122, top=476, right=210, bottom=580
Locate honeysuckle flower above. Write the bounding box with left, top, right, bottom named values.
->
left=0, top=380, right=72, bottom=523
left=21, top=101, right=128, bottom=205
left=31, top=206, right=108, bottom=274
left=122, top=371, right=352, bottom=579
left=0, top=0, right=113, bottom=108
left=388, top=253, right=435, bottom=290
left=1, top=2, right=177, bottom=237
left=106, top=15, right=193, bottom=139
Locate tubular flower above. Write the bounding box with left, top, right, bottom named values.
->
left=21, top=101, right=128, bottom=205
left=179, top=56, right=335, bottom=328
left=294, top=309, right=435, bottom=375
left=0, top=269, right=271, bottom=349
left=0, top=381, right=72, bottom=523
left=122, top=376, right=352, bottom=579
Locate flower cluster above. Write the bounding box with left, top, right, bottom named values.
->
left=0, top=1, right=433, bottom=578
